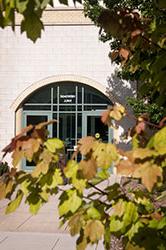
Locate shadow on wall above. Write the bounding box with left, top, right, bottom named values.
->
left=106, top=71, right=137, bottom=150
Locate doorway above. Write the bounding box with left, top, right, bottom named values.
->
left=21, top=82, right=112, bottom=169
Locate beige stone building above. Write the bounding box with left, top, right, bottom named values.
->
left=0, top=7, right=134, bottom=168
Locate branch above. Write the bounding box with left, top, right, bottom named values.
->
left=88, top=182, right=108, bottom=195
left=142, top=34, right=166, bottom=52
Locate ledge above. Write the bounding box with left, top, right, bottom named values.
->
left=15, top=8, right=93, bottom=26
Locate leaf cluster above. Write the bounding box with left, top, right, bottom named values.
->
left=1, top=111, right=166, bottom=250
left=0, top=0, right=82, bottom=42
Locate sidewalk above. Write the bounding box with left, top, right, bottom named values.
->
left=0, top=196, right=104, bottom=250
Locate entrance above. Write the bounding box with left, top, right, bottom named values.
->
left=82, top=111, right=112, bottom=143
left=21, top=82, right=112, bottom=170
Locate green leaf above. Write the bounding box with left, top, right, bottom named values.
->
left=87, top=207, right=101, bottom=219
left=59, top=0, right=68, bottom=5
left=21, top=13, right=44, bottom=42
left=44, top=138, right=64, bottom=153
left=50, top=169, right=63, bottom=188
left=123, top=202, right=138, bottom=228
left=149, top=217, right=166, bottom=230
left=69, top=191, right=82, bottom=213
left=153, top=127, right=166, bottom=154
left=64, top=160, right=78, bottom=178
left=59, top=190, right=82, bottom=216
left=110, top=218, right=123, bottom=232
left=126, top=221, right=143, bottom=240
left=41, top=0, right=51, bottom=9
left=20, top=179, right=30, bottom=195
left=6, top=191, right=23, bottom=214
left=58, top=199, right=70, bottom=216
left=40, top=190, right=49, bottom=201
left=16, top=0, right=28, bottom=13
left=29, top=199, right=42, bottom=215
left=72, top=178, right=87, bottom=193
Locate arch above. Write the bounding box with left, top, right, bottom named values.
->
left=11, top=74, right=108, bottom=111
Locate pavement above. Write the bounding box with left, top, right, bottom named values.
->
left=0, top=176, right=121, bottom=249
left=0, top=194, right=104, bottom=250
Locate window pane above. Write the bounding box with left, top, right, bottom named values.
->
left=59, top=105, right=76, bottom=111
left=53, top=113, right=57, bottom=137
left=26, top=86, right=51, bottom=103
left=59, top=83, right=76, bottom=104
left=23, top=105, right=51, bottom=111
left=84, top=86, right=109, bottom=104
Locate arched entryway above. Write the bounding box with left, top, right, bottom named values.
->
left=13, top=76, right=113, bottom=170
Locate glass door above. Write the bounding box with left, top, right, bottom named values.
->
left=82, top=111, right=112, bottom=142
left=22, top=111, right=52, bottom=170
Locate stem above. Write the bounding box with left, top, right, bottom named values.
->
left=142, top=34, right=166, bottom=52
left=88, top=182, right=108, bottom=195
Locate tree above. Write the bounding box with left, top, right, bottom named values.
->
left=0, top=0, right=81, bottom=42
left=0, top=1, right=166, bottom=250
left=84, top=0, right=166, bottom=118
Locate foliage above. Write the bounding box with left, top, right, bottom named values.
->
left=0, top=0, right=81, bottom=42
left=0, top=1, right=166, bottom=250
left=84, top=0, right=166, bottom=109
left=1, top=110, right=166, bottom=249
left=127, top=97, right=165, bottom=124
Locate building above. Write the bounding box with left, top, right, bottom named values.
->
left=0, top=7, right=134, bottom=168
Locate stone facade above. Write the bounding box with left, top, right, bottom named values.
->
left=0, top=8, right=134, bottom=163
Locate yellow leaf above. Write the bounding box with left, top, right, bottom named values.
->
left=133, top=163, right=163, bottom=192
left=79, top=158, right=97, bottom=180
left=132, top=148, right=157, bottom=159
left=72, top=178, right=87, bottom=193
left=109, top=104, right=125, bottom=121
left=84, top=220, right=104, bottom=243
left=68, top=212, right=84, bottom=236
left=0, top=181, right=6, bottom=200
left=6, top=191, right=23, bottom=214
left=92, top=143, right=114, bottom=169
left=32, top=161, right=49, bottom=177
left=113, top=199, right=126, bottom=217
left=64, top=160, right=78, bottom=178
left=22, top=138, right=40, bottom=161
left=78, top=136, right=96, bottom=155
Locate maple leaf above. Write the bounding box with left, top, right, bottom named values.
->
left=12, top=147, right=24, bottom=167
left=68, top=212, right=84, bottom=236
left=32, top=161, right=49, bottom=177
left=2, top=125, right=33, bottom=156
left=78, top=136, right=95, bottom=155
left=132, top=148, right=156, bottom=159
left=0, top=181, right=6, bottom=200
left=79, top=158, right=97, bottom=180
left=22, top=138, right=40, bottom=161
left=64, top=160, right=78, bottom=178
left=92, top=143, right=116, bottom=169
left=116, top=159, right=136, bottom=175
left=133, top=163, right=163, bottom=192
left=109, top=104, right=125, bottom=121
left=135, top=121, right=146, bottom=134
left=110, top=50, right=119, bottom=61
left=113, top=199, right=126, bottom=217
left=119, top=48, right=130, bottom=61
left=84, top=220, right=104, bottom=243
left=35, top=119, right=57, bottom=129
left=101, top=109, right=111, bottom=125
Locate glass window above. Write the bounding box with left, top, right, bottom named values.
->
left=26, top=86, right=51, bottom=104
left=59, top=83, right=76, bottom=104
left=84, top=86, right=109, bottom=104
